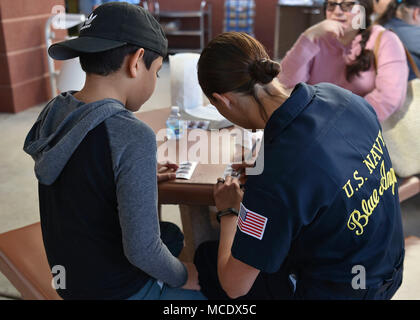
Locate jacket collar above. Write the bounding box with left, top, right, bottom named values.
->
left=264, top=82, right=315, bottom=143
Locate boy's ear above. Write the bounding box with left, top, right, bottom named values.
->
left=128, top=48, right=145, bottom=78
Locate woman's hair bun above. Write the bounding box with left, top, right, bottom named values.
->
left=249, top=58, right=281, bottom=85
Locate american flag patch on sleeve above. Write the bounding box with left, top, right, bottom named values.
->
left=237, top=203, right=268, bottom=240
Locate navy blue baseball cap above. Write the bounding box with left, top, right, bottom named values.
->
left=48, top=2, right=167, bottom=60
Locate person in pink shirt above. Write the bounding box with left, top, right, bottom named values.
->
left=278, top=0, right=408, bottom=122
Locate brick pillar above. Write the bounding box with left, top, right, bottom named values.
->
left=0, top=0, right=65, bottom=113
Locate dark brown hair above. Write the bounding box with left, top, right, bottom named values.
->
left=80, top=45, right=161, bottom=76
left=328, top=0, right=376, bottom=81
left=197, top=32, right=281, bottom=121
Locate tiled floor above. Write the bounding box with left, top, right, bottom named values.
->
left=1, top=62, right=419, bottom=300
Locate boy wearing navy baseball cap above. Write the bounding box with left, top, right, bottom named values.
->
left=24, top=2, right=205, bottom=300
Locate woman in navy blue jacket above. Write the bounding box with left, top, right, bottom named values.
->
left=194, top=31, right=405, bottom=300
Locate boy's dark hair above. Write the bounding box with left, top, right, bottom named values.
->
left=79, top=44, right=161, bottom=76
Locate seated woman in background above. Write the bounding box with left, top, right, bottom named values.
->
left=278, top=0, right=408, bottom=122
left=376, top=0, right=420, bottom=80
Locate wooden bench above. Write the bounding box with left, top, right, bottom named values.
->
left=0, top=222, right=60, bottom=300
left=399, top=176, right=420, bottom=202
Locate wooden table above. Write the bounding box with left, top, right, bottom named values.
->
left=137, top=107, right=418, bottom=262
left=137, top=107, right=235, bottom=261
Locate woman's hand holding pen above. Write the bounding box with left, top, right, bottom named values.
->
left=231, top=162, right=255, bottom=187
left=214, top=176, right=244, bottom=212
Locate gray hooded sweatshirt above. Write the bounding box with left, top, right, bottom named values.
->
left=23, top=92, right=187, bottom=299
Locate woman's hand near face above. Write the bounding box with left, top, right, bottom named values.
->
left=304, top=20, right=346, bottom=42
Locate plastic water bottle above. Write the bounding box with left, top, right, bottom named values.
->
left=166, top=106, right=184, bottom=140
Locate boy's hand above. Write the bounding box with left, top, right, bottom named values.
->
left=181, top=262, right=201, bottom=291
left=157, top=161, right=178, bottom=183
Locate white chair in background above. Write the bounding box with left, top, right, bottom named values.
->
left=168, top=52, right=233, bottom=130
left=45, top=13, right=86, bottom=98
left=56, top=57, right=86, bottom=93
left=169, top=53, right=203, bottom=113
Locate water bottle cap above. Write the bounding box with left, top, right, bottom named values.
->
left=171, top=106, right=180, bottom=115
